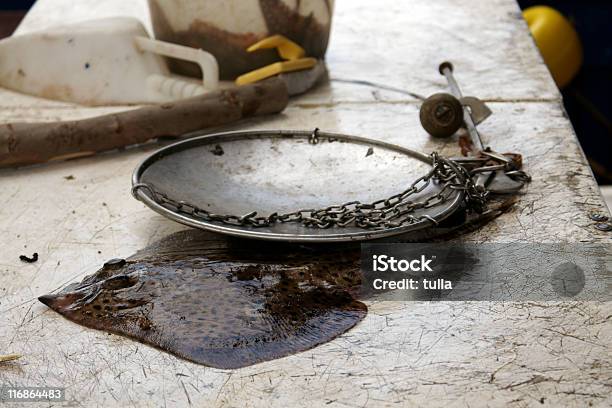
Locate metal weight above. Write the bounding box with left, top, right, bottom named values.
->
left=419, top=93, right=464, bottom=138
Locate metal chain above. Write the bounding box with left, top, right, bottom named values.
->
left=133, top=153, right=527, bottom=231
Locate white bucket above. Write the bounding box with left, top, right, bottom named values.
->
left=148, top=0, right=334, bottom=79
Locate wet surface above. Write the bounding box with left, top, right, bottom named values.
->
left=39, top=229, right=366, bottom=369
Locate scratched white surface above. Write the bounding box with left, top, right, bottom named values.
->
left=1, top=0, right=611, bottom=407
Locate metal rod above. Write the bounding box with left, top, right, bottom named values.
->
left=438, top=62, right=485, bottom=151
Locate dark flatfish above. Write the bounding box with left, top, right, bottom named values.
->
left=39, top=230, right=365, bottom=369
left=38, top=197, right=516, bottom=368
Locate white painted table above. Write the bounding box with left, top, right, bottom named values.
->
left=1, top=1, right=610, bottom=407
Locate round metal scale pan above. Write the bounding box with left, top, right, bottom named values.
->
left=132, top=130, right=465, bottom=242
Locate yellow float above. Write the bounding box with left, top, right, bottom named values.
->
left=523, top=6, right=583, bottom=88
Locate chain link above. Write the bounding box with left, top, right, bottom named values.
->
left=133, top=152, right=526, bottom=231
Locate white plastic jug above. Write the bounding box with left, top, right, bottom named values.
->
left=0, top=17, right=219, bottom=106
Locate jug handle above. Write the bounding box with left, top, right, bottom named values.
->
left=134, top=36, right=219, bottom=90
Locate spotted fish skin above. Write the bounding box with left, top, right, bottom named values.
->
left=39, top=230, right=365, bottom=369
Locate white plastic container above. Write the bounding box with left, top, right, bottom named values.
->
left=0, top=17, right=218, bottom=105
left=148, top=0, right=334, bottom=79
